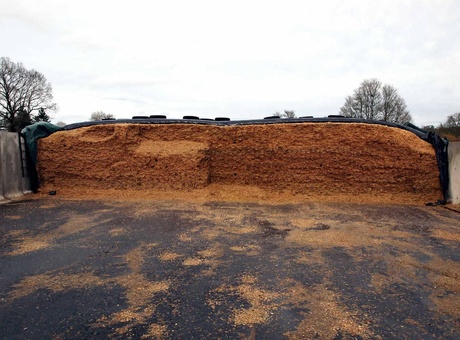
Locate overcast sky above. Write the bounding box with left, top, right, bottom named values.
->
left=1, top=0, right=459, bottom=126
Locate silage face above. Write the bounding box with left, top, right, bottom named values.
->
left=36, top=123, right=442, bottom=204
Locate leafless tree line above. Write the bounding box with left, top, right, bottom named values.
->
left=425, top=112, right=460, bottom=140
left=340, top=78, right=412, bottom=124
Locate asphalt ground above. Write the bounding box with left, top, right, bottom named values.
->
left=0, top=198, right=459, bottom=339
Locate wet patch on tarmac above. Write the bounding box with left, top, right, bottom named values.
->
left=0, top=199, right=459, bottom=338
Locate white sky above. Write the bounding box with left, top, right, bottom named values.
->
left=1, top=0, right=459, bottom=126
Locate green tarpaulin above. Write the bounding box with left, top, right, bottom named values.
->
left=21, top=122, right=63, bottom=165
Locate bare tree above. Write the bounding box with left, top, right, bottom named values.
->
left=0, top=57, right=58, bottom=131
left=359, top=78, right=382, bottom=120
left=340, top=79, right=412, bottom=123
left=441, top=112, right=460, bottom=137
left=273, top=110, right=296, bottom=118
left=90, top=111, right=115, bottom=121
left=422, top=113, right=460, bottom=140
left=281, top=110, right=296, bottom=118
left=445, top=112, right=460, bottom=128
left=339, top=96, right=359, bottom=117
left=381, top=85, right=411, bottom=123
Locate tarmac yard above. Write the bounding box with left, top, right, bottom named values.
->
left=1, top=198, right=459, bottom=339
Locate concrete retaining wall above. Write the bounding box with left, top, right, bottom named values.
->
left=0, top=132, right=30, bottom=200
left=448, top=141, right=460, bottom=204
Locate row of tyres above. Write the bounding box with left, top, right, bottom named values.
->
left=110, top=114, right=343, bottom=122
left=129, top=115, right=231, bottom=121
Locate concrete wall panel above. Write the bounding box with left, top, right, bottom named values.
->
left=448, top=141, right=460, bottom=204
left=0, top=132, right=30, bottom=200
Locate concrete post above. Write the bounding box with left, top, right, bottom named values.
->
left=448, top=142, right=460, bottom=204
left=0, top=132, right=31, bottom=199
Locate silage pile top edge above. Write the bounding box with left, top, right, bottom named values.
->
left=63, top=117, right=428, bottom=140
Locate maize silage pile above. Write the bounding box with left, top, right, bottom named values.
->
left=37, top=122, right=442, bottom=204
